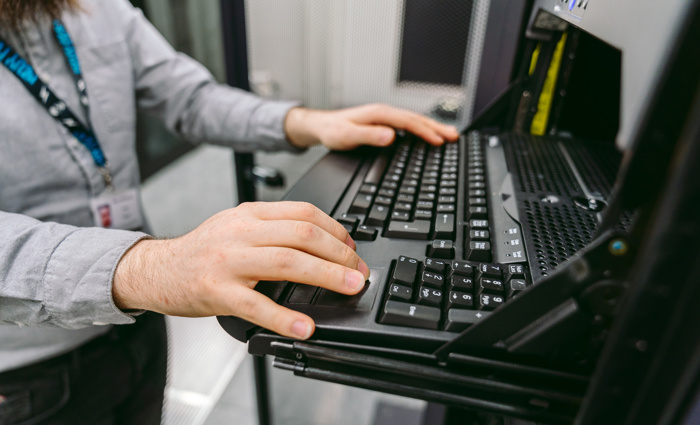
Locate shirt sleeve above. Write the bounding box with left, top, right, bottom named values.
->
left=0, top=211, right=149, bottom=329
left=111, top=0, right=303, bottom=153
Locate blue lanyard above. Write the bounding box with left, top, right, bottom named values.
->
left=0, top=20, right=112, bottom=188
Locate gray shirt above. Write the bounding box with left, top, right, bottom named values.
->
left=0, top=0, right=299, bottom=372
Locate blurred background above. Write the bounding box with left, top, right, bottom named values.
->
left=128, top=1, right=491, bottom=423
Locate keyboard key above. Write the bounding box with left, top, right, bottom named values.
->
left=469, top=197, right=487, bottom=206
left=418, top=192, right=436, bottom=201
left=437, top=204, right=456, bottom=213
left=288, top=284, right=319, bottom=304
left=378, top=188, right=395, bottom=198
left=444, top=309, right=489, bottom=332
left=469, top=181, right=486, bottom=189
left=397, top=193, right=414, bottom=203
left=399, top=186, right=417, bottom=195
left=469, top=189, right=486, bottom=197
left=415, top=210, right=433, bottom=220
left=337, top=213, right=359, bottom=227
left=364, top=153, right=389, bottom=185
left=441, top=180, right=457, bottom=188
left=470, top=219, right=489, bottom=228
left=434, top=213, right=455, bottom=239
left=428, top=240, right=454, bottom=259
left=391, top=211, right=410, bottom=221
left=438, top=196, right=456, bottom=203
left=417, top=286, right=443, bottom=308
left=447, top=291, right=474, bottom=310
left=382, top=181, right=398, bottom=190
left=350, top=193, right=374, bottom=214
left=477, top=278, right=504, bottom=295
left=505, top=264, right=526, bottom=280
left=450, top=275, right=474, bottom=291
left=374, top=196, right=392, bottom=206
left=394, top=202, right=412, bottom=212
left=507, top=279, right=528, bottom=298
left=359, top=183, right=378, bottom=195
left=439, top=187, right=457, bottom=196
left=468, top=206, right=488, bottom=219
left=424, top=258, right=447, bottom=274
left=388, top=283, right=412, bottom=302
left=354, top=225, right=377, bottom=241
left=416, top=201, right=434, bottom=210
left=422, top=178, right=438, bottom=186
left=421, top=272, right=445, bottom=289
left=478, top=293, right=504, bottom=311
left=477, top=264, right=503, bottom=279
left=469, top=174, right=485, bottom=182
left=469, top=230, right=490, bottom=240
left=379, top=301, right=440, bottom=330
left=392, top=256, right=419, bottom=285
left=450, top=260, right=474, bottom=277
left=341, top=223, right=355, bottom=234
left=420, top=184, right=438, bottom=193
left=385, top=220, right=431, bottom=240
left=366, top=205, right=390, bottom=226
left=466, top=241, right=491, bottom=262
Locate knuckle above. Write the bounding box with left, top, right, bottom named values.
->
left=297, top=202, right=318, bottom=221
left=272, top=248, right=297, bottom=270
left=294, top=222, right=319, bottom=241
left=235, top=295, right=260, bottom=321
left=339, top=244, right=357, bottom=266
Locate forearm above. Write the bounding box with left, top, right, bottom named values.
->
left=0, top=211, right=148, bottom=329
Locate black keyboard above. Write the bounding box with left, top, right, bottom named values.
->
left=377, top=256, right=531, bottom=332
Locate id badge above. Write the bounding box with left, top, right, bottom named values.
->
left=89, top=188, right=144, bottom=230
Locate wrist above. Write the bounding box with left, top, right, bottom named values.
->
left=113, top=238, right=164, bottom=312
left=284, top=107, right=321, bottom=149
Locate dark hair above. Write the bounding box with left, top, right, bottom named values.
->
left=0, top=0, right=82, bottom=29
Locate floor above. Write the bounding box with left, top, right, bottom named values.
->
left=140, top=144, right=427, bottom=425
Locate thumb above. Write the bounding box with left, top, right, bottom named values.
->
left=340, top=124, right=396, bottom=148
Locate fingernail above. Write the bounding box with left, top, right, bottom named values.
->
left=380, top=129, right=395, bottom=144
left=345, top=234, right=357, bottom=250
left=346, top=270, right=365, bottom=291
left=292, top=321, right=312, bottom=339
left=358, top=260, right=370, bottom=279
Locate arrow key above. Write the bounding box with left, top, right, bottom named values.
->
left=447, top=291, right=474, bottom=310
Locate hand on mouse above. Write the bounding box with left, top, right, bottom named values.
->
left=284, top=103, right=460, bottom=151
left=112, top=201, right=369, bottom=340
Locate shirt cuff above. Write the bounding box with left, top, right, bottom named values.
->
left=43, top=228, right=152, bottom=328
left=249, top=100, right=307, bottom=153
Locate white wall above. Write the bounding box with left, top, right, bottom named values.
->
left=245, top=0, right=489, bottom=124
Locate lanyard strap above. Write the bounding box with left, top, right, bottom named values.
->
left=0, top=21, right=113, bottom=189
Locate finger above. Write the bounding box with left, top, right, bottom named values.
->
left=242, top=201, right=356, bottom=250
left=250, top=220, right=368, bottom=273
left=246, top=247, right=368, bottom=294
left=223, top=285, right=316, bottom=339
left=354, top=105, right=448, bottom=145
left=337, top=123, right=396, bottom=148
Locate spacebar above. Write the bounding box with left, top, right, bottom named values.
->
left=384, top=220, right=431, bottom=240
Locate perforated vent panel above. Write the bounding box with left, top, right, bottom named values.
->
left=563, top=139, right=622, bottom=197
left=506, top=134, right=582, bottom=197
left=523, top=201, right=598, bottom=279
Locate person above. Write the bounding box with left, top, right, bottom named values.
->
left=0, top=0, right=459, bottom=423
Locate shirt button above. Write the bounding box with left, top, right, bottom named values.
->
left=92, top=321, right=109, bottom=326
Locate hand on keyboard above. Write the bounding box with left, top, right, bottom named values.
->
left=113, top=201, right=370, bottom=340
left=284, top=103, right=459, bottom=150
